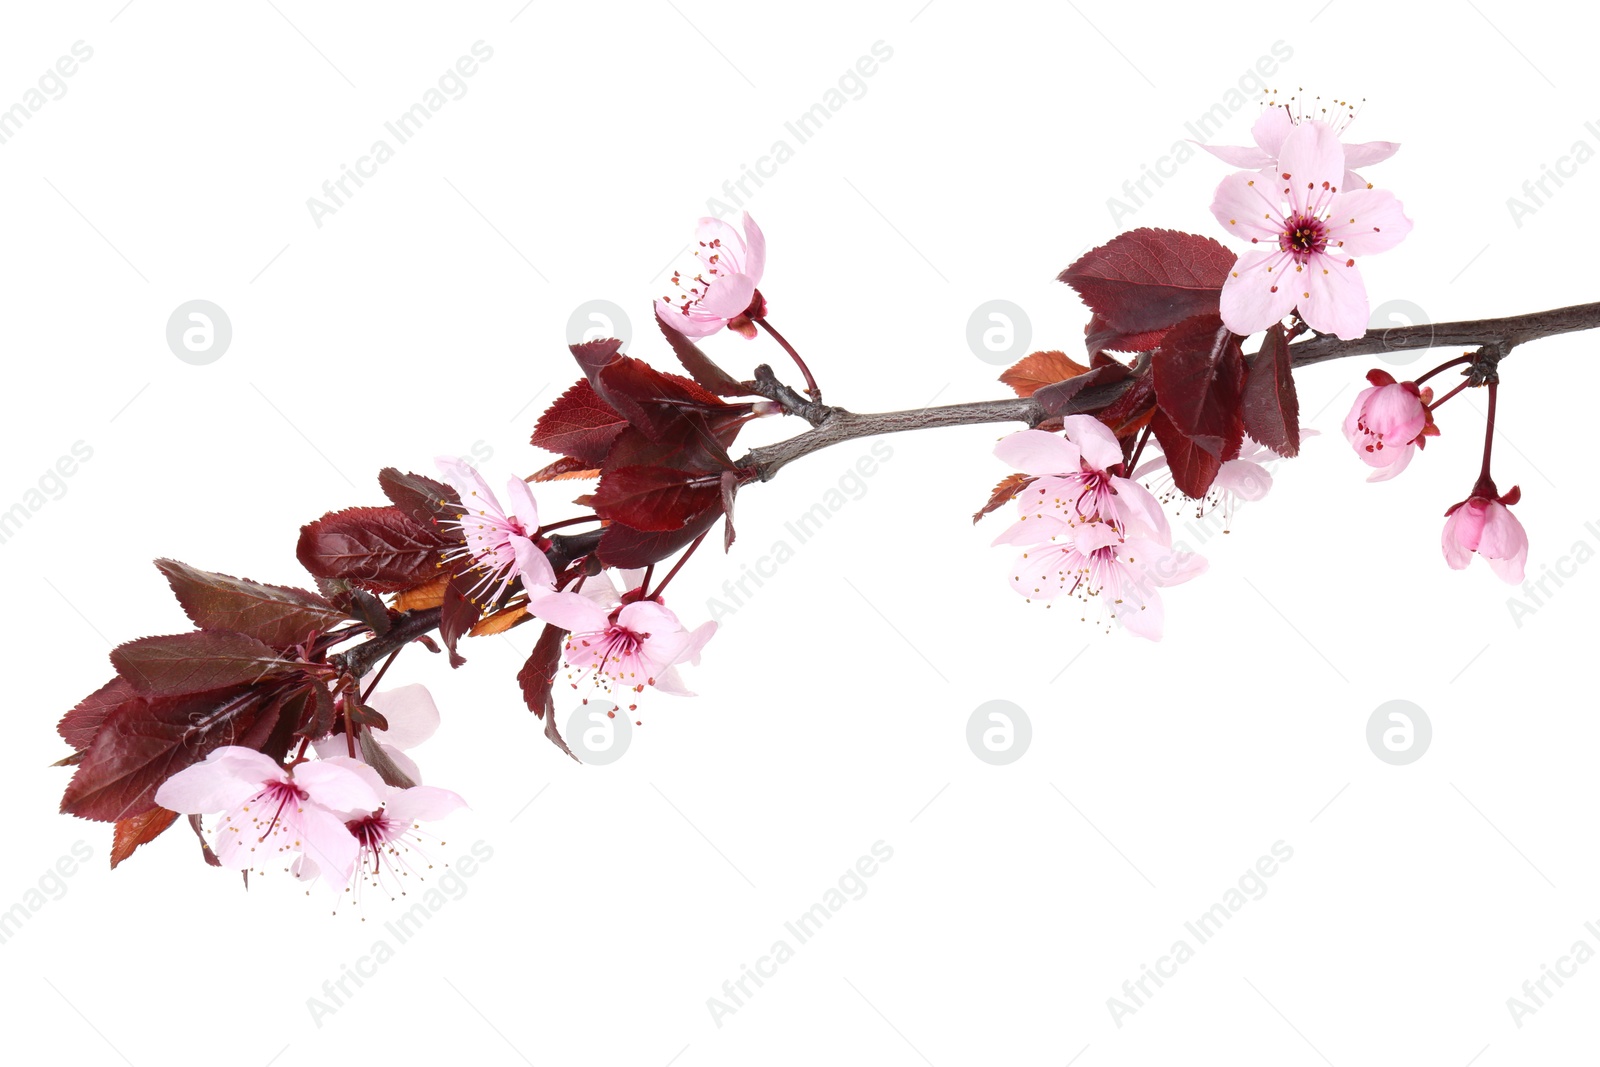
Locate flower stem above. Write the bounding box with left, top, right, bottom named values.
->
left=648, top=531, right=709, bottom=601
left=1426, top=379, right=1472, bottom=411
left=1414, top=355, right=1471, bottom=386
left=1477, top=380, right=1499, bottom=490
left=1126, top=420, right=1155, bottom=473
left=360, top=647, right=403, bottom=702
left=536, top=515, right=601, bottom=535
left=754, top=317, right=820, bottom=401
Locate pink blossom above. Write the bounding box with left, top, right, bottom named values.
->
left=1443, top=486, right=1528, bottom=583
left=1198, top=104, right=1399, bottom=189
left=527, top=570, right=716, bottom=695
left=995, top=415, right=1168, bottom=541
left=991, top=514, right=1207, bottom=640
left=294, top=760, right=466, bottom=902
left=434, top=457, right=556, bottom=602
left=1133, top=435, right=1297, bottom=528
left=313, top=682, right=440, bottom=785
left=1341, top=369, right=1437, bottom=481
left=154, top=748, right=380, bottom=890
left=656, top=213, right=767, bottom=340
left=1212, top=121, right=1412, bottom=340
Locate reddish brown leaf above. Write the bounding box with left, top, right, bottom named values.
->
left=1149, top=408, right=1223, bottom=499
left=973, top=473, right=1036, bottom=524
left=296, top=505, right=451, bottom=594
left=155, top=559, right=349, bottom=652
left=1060, top=229, right=1234, bottom=336
left=379, top=468, right=463, bottom=537
left=58, top=676, right=140, bottom=750
left=597, top=509, right=722, bottom=569
left=655, top=310, right=752, bottom=397
left=1151, top=314, right=1246, bottom=458
left=1033, top=362, right=1132, bottom=416
left=531, top=378, right=629, bottom=464
left=1085, top=313, right=1174, bottom=361
left=1242, top=323, right=1301, bottom=458
left=998, top=350, right=1091, bottom=398
left=593, top=465, right=722, bottom=532
left=111, top=807, right=178, bottom=869
left=111, top=631, right=295, bottom=697
left=530, top=456, right=602, bottom=482
left=517, top=624, right=578, bottom=761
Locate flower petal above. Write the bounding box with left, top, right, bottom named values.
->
left=1277, top=121, right=1345, bottom=213
left=696, top=273, right=755, bottom=318
left=740, top=212, right=766, bottom=285
left=1197, top=142, right=1274, bottom=169
left=1295, top=253, right=1370, bottom=341
left=366, top=684, right=440, bottom=750
left=1211, top=171, right=1283, bottom=242
left=1343, top=139, right=1399, bottom=170
left=1220, top=249, right=1298, bottom=336
left=527, top=590, right=610, bottom=635
left=1061, top=414, right=1124, bottom=471
left=1326, top=187, right=1413, bottom=257
left=293, top=759, right=382, bottom=814
left=384, top=785, right=467, bottom=824
left=1252, top=106, right=1295, bottom=156
left=994, top=429, right=1081, bottom=476
left=154, top=747, right=281, bottom=814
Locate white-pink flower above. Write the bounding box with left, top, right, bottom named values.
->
left=991, top=514, right=1207, bottom=640
left=1341, top=369, right=1436, bottom=481
left=1134, top=436, right=1281, bottom=527
left=313, top=682, right=441, bottom=785
left=995, top=415, right=1168, bottom=541
left=656, top=213, right=766, bottom=340
left=435, top=457, right=556, bottom=603
left=154, top=748, right=380, bottom=891
left=1443, top=488, right=1528, bottom=584
left=527, top=570, right=716, bottom=695
left=1212, top=121, right=1412, bottom=340
left=295, top=760, right=466, bottom=902
left=1199, top=105, right=1399, bottom=189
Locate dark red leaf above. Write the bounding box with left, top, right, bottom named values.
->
left=530, top=456, right=601, bottom=482
left=379, top=468, right=464, bottom=538
left=531, top=379, right=629, bottom=465
left=656, top=310, right=752, bottom=397
left=973, top=473, right=1036, bottom=524
left=1085, top=313, right=1174, bottom=361
left=597, top=508, right=722, bottom=569
left=438, top=570, right=480, bottom=668
left=59, top=676, right=140, bottom=749
left=1242, top=323, right=1301, bottom=457
left=111, top=807, right=178, bottom=869
left=1149, top=408, right=1224, bottom=499
left=111, top=631, right=296, bottom=697
left=594, top=465, right=721, bottom=532
left=1096, top=373, right=1157, bottom=436
left=998, top=350, right=1091, bottom=398
left=156, top=559, right=350, bottom=652
left=296, top=505, right=451, bottom=594
left=60, top=685, right=272, bottom=823
left=517, top=624, right=578, bottom=761
left=1060, top=228, right=1235, bottom=335
left=1151, top=314, right=1246, bottom=458
left=1033, top=362, right=1132, bottom=416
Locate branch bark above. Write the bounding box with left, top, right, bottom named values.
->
left=740, top=301, right=1600, bottom=479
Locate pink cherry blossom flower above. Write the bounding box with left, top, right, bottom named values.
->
left=1212, top=121, right=1412, bottom=340
left=995, top=415, right=1168, bottom=541
left=435, top=457, right=557, bottom=603
left=314, top=682, right=441, bottom=785
left=1134, top=436, right=1290, bottom=529
left=527, top=570, right=716, bottom=695
left=992, top=514, right=1206, bottom=640
left=1443, top=485, right=1528, bottom=583
left=1198, top=103, right=1398, bottom=189
left=656, top=213, right=767, bottom=340
left=1342, top=369, right=1437, bottom=481
left=294, top=759, right=466, bottom=903
left=154, top=748, right=380, bottom=891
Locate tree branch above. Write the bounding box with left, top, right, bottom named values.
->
left=740, top=301, right=1600, bottom=480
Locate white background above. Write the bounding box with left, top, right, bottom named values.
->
left=3, top=1, right=1598, bottom=1063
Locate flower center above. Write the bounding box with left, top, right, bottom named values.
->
left=1278, top=212, right=1328, bottom=260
